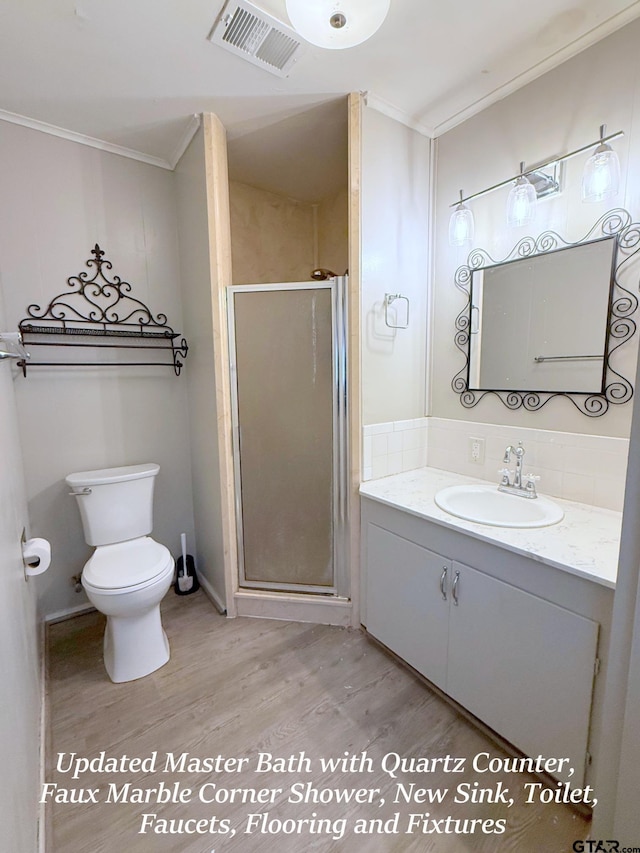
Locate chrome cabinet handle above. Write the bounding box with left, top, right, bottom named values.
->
left=452, top=570, right=460, bottom=606
left=440, top=566, right=448, bottom=601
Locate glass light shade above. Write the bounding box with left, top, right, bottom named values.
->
left=506, top=175, right=537, bottom=227
left=582, top=143, right=621, bottom=202
left=285, top=0, right=390, bottom=49
left=449, top=203, right=474, bottom=246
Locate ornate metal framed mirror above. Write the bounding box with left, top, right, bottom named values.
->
left=451, top=209, right=640, bottom=416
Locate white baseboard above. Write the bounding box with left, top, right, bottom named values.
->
left=44, top=603, right=96, bottom=624
left=197, top=572, right=227, bottom=614
left=234, top=590, right=352, bottom=626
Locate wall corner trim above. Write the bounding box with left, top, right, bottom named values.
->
left=38, top=619, right=47, bottom=853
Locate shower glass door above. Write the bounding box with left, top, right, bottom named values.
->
left=227, top=280, right=348, bottom=595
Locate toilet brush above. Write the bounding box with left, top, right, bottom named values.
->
left=174, top=532, right=199, bottom=595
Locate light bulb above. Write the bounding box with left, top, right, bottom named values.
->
left=582, top=143, right=620, bottom=202
left=285, top=0, right=390, bottom=49
left=506, top=168, right=537, bottom=228
left=449, top=195, right=474, bottom=247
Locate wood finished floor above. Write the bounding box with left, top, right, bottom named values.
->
left=47, top=591, right=589, bottom=852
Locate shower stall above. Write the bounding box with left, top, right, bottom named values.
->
left=227, top=278, right=349, bottom=597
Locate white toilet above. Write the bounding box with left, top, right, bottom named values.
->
left=65, top=463, right=174, bottom=683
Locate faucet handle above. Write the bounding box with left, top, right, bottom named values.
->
left=498, top=467, right=513, bottom=485
left=524, top=473, right=540, bottom=496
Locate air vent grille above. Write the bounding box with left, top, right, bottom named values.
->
left=223, top=8, right=269, bottom=52
left=256, top=28, right=300, bottom=70
left=208, top=0, right=304, bottom=77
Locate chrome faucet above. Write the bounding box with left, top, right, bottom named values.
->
left=498, top=442, right=539, bottom=499
left=505, top=443, right=525, bottom=488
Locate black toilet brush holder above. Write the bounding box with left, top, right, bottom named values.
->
left=174, top=533, right=199, bottom=596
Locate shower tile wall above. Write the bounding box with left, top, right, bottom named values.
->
left=229, top=181, right=315, bottom=284
left=228, top=181, right=349, bottom=286
left=362, top=417, right=628, bottom=512
left=317, top=188, right=349, bottom=276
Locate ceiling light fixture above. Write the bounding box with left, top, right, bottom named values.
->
left=582, top=124, right=621, bottom=203
left=285, top=0, right=390, bottom=49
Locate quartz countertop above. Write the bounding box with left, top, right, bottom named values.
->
left=359, top=467, right=621, bottom=589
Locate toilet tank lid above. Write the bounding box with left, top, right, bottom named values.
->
left=66, top=463, right=160, bottom=487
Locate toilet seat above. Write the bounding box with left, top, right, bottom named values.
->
left=83, top=536, right=173, bottom=594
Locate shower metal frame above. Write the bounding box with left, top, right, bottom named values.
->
left=227, top=278, right=350, bottom=597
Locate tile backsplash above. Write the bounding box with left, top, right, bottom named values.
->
left=363, top=418, right=428, bottom=482
left=362, top=417, right=629, bottom=512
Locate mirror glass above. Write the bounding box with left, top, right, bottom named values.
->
left=468, top=236, right=617, bottom=393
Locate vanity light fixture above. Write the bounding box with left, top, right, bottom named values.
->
left=449, top=125, right=623, bottom=233
left=448, top=190, right=475, bottom=246
left=582, top=124, right=621, bottom=202
left=285, top=0, right=390, bottom=49
left=506, top=162, right=537, bottom=228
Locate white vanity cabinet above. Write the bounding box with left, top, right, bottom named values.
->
left=366, top=523, right=451, bottom=691
left=446, top=561, right=598, bottom=785
left=362, top=497, right=608, bottom=788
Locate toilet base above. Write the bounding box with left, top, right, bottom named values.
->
left=103, top=605, right=170, bottom=683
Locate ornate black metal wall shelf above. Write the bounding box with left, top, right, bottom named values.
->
left=17, top=244, right=188, bottom=377
left=451, top=209, right=639, bottom=417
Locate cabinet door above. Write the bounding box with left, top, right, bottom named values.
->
left=365, top=522, right=451, bottom=690
left=447, top=561, right=598, bottom=785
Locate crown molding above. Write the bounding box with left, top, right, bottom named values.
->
left=367, top=2, right=640, bottom=140
left=0, top=108, right=173, bottom=170
left=168, top=114, right=203, bottom=170
left=3, top=1, right=639, bottom=168
left=431, top=2, right=640, bottom=137
left=363, top=92, right=434, bottom=138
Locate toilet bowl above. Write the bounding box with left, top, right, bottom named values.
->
left=66, top=463, right=174, bottom=683
left=82, top=537, right=174, bottom=683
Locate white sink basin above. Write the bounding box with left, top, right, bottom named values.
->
left=434, top=484, right=564, bottom=528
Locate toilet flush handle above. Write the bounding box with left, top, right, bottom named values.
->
left=68, top=487, right=92, bottom=496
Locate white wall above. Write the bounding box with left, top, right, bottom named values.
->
left=596, top=338, right=640, bottom=839
left=361, top=106, right=431, bottom=425
left=0, top=300, right=41, bottom=850
left=0, top=120, right=196, bottom=618
left=174, top=127, right=227, bottom=608
left=432, top=18, right=640, bottom=437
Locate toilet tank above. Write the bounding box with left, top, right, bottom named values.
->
left=65, top=463, right=160, bottom=546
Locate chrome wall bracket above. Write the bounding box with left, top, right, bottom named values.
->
left=384, top=293, right=410, bottom=329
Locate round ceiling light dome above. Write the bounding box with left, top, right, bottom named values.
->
left=285, top=0, right=391, bottom=49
